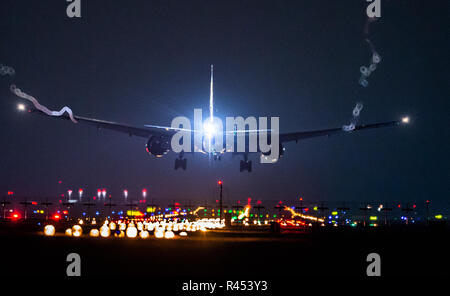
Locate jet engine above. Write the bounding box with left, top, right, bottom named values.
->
left=145, top=136, right=170, bottom=157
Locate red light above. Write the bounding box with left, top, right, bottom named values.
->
left=304, top=208, right=309, bottom=212
left=218, top=180, right=223, bottom=185
left=398, top=204, right=401, bottom=208
left=413, top=204, right=416, bottom=208
left=54, top=214, right=60, bottom=220
left=31, top=201, right=37, bottom=205
left=63, top=210, right=68, bottom=214
left=13, top=213, right=19, bottom=218
left=299, top=197, right=303, bottom=201
left=7, top=191, right=14, bottom=196
left=257, top=200, right=261, bottom=205
left=58, top=180, right=62, bottom=184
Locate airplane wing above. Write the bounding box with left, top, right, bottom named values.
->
left=280, top=120, right=403, bottom=144
left=22, top=103, right=175, bottom=139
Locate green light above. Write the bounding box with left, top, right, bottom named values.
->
left=228, top=210, right=232, bottom=213
left=273, top=215, right=276, bottom=218
left=250, top=214, right=253, bottom=217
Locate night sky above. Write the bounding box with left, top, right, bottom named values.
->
left=0, top=1, right=448, bottom=209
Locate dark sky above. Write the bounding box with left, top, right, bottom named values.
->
left=0, top=1, right=448, bottom=209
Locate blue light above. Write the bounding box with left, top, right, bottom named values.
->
left=95, top=211, right=100, bottom=215
left=335, top=215, right=339, bottom=219
left=82, top=212, right=86, bottom=216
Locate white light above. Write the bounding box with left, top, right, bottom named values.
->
left=90, top=229, right=99, bottom=237
left=402, top=116, right=410, bottom=124
left=44, top=225, right=55, bottom=236
left=17, top=104, right=25, bottom=111
left=203, top=121, right=217, bottom=139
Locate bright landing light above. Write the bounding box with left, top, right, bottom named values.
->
left=203, top=120, right=218, bottom=139
left=17, top=104, right=25, bottom=111
left=401, top=116, right=410, bottom=124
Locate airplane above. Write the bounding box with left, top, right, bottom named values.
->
left=14, top=65, right=410, bottom=172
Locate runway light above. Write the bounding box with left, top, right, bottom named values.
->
left=72, top=225, right=83, bottom=237
left=154, top=229, right=164, bottom=238
left=126, top=224, right=138, bottom=238
left=100, top=225, right=110, bottom=237
left=44, top=225, right=55, bottom=236
left=179, top=231, right=188, bottom=237
left=89, top=229, right=99, bottom=237
left=164, top=230, right=175, bottom=239
left=65, top=228, right=72, bottom=236
left=139, top=230, right=149, bottom=239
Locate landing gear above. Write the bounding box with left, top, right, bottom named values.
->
left=239, top=154, right=252, bottom=172
left=174, top=152, right=187, bottom=170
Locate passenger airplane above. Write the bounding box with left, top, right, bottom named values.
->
left=14, top=65, right=409, bottom=172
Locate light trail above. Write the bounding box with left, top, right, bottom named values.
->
left=11, top=85, right=78, bottom=123
left=284, top=206, right=324, bottom=223
left=192, top=206, right=205, bottom=215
